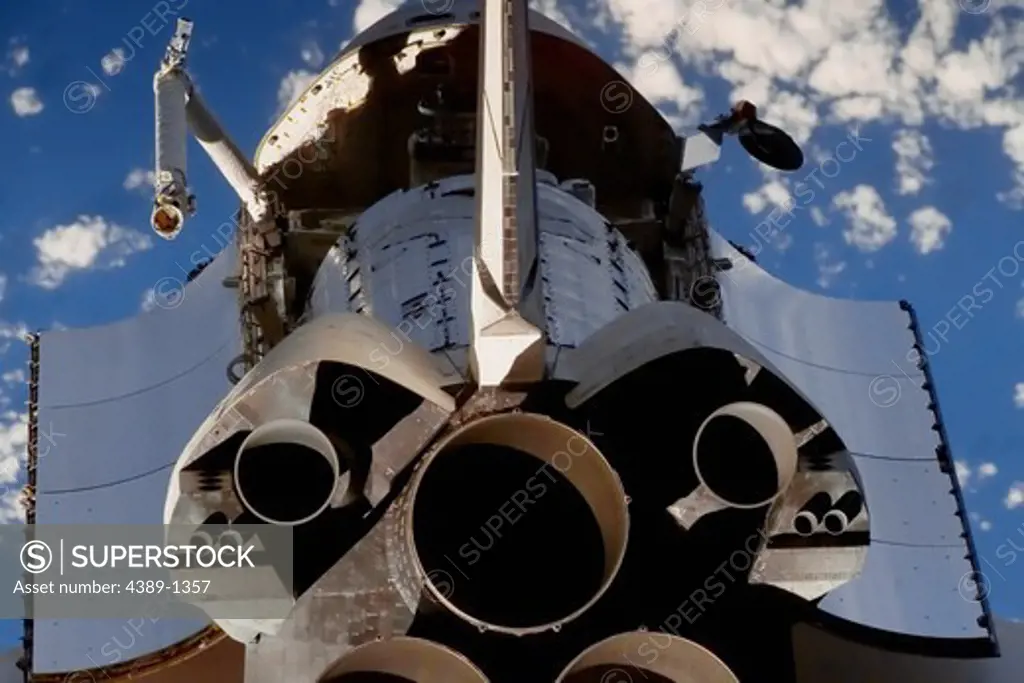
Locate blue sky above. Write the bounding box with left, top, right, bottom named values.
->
left=0, top=0, right=1022, bottom=646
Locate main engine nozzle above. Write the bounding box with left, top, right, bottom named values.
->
left=556, top=632, right=739, bottom=683
left=234, top=419, right=341, bottom=525
left=317, top=637, right=488, bottom=683
left=390, top=413, right=629, bottom=635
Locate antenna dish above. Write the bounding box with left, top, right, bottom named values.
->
left=738, top=119, right=804, bottom=171
left=683, top=102, right=806, bottom=174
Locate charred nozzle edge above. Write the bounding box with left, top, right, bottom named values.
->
left=555, top=631, right=740, bottom=683
left=317, top=637, right=488, bottom=683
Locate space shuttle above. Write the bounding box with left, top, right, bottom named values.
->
left=18, top=2, right=1022, bottom=682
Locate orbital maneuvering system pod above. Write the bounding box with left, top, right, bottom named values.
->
left=154, top=1, right=1005, bottom=682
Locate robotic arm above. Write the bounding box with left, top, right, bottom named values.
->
left=152, top=18, right=269, bottom=239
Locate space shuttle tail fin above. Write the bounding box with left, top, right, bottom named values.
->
left=468, top=0, right=544, bottom=387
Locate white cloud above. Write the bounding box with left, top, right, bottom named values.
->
left=5, top=42, right=29, bottom=75
left=1015, top=382, right=1024, bottom=408
left=998, top=125, right=1024, bottom=208
left=618, top=56, right=704, bottom=128
left=141, top=288, right=157, bottom=313
left=742, top=180, right=792, bottom=214
left=101, top=48, right=127, bottom=76
left=1016, top=297, right=1024, bottom=319
left=813, top=243, right=846, bottom=289
left=1006, top=482, right=1024, bottom=510
left=832, top=185, right=897, bottom=252
left=773, top=232, right=794, bottom=252
left=353, top=0, right=403, bottom=34
left=276, top=70, right=317, bottom=115
left=0, top=324, right=28, bottom=374
left=0, top=411, right=27, bottom=515
left=969, top=510, right=994, bottom=532
left=955, top=461, right=972, bottom=487
left=907, top=206, right=952, bottom=254
left=809, top=206, right=828, bottom=226
left=0, top=488, right=25, bottom=523
left=10, top=87, right=42, bottom=116
left=760, top=90, right=819, bottom=146
left=4, top=40, right=28, bottom=77
left=301, top=42, right=325, bottom=69
left=1, top=369, right=24, bottom=386
left=278, top=42, right=328, bottom=116
left=831, top=96, right=885, bottom=123
left=0, top=321, right=28, bottom=343
left=28, top=216, right=153, bottom=290
left=0, top=274, right=6, bottom=303
left=892, top=129, right=934, bottom=195
left=529, top=0, right=582, bottom=36
left=954, top=458, right=1000, bottom=492
left=123, top=168, right=156, bottom=192
left=11, top=46, right=29, bottom=68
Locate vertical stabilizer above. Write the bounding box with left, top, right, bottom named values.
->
left=469, top=0, right=544, bottom=387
